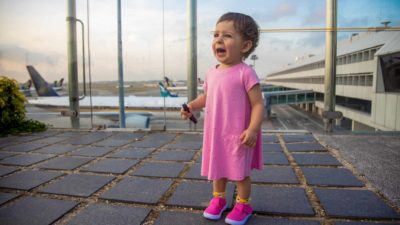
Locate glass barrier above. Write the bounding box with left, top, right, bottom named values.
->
left=5, top=1, right=399, bottom=133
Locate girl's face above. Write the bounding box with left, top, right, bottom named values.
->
left=212, top=20, right=252, bottom=68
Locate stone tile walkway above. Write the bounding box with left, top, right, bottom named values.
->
left=0, top=130, right=399, bottom=225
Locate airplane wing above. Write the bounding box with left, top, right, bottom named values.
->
left=167, top=86, right=204, bottom=91
left=27, top=95, right=187, bottom=110
left=26, top=111, right=152, bottom=128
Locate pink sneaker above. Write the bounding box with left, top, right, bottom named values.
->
left=203, top=197, right=227, bottom=220
left=225, top=202, right=253, bottom=225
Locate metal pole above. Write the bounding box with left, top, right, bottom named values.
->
left=117, top=0, right=126, bottom=128
left=66, top=0, right=80, bottom=128
left=324, top=0, right=337, bottom=133
left=187, top=0, right=197, bottom=102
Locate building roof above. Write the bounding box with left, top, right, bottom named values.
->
left=268, top=30, right=400, bottom=76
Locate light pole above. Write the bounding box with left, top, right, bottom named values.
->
left=250, top=54, right=258, bottom=68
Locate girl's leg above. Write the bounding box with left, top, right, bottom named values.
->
left=203, top=178, right=228, bottom=220
left=236, top=176, right=251, bottom=202
left=213, top=178, right=228, bottom=197
left=225, top=176, right=253, bottom=224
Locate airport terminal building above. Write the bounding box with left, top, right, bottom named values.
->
left=265, top=30, right=400, bottom=131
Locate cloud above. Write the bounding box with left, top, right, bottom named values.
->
left=302, top=4, right=325, bottom=27
left=296, top=33, right=325, bottom=48
left=0, top=44, right=60, bottom=66
left=255, top=1, right=299, bottom=24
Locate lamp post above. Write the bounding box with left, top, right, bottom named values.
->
left=250, top=54, right=258, bottom=68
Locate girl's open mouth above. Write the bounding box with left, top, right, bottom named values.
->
left=216, top=48, right=226, bottom=53
left=216, top=48, right=226, bottom=56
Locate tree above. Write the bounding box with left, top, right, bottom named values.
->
left=0, top=76, right=46, bottom=136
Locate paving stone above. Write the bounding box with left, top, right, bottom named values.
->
left=155, top=212, right=320, bottom=225
left=174, top=134, right=203, bottom=142
left=334, top=222, right=392, bottom=225
left=0, top=152, right=17, bottom=160
left=293, top=153, right=342, bottom=166
left=80, top=158, right=139, bottom=174
left=262, top=135, right=279, bottom=143
left=34, top=144, right=77, bottom=154
left=0, top=196, right=78, bottom=225
left=128, top=133, right=176, bottom=148
left=0, top=136, right=20, bottom=148
left=167, top=180, right=234, bottom=209
left=154, top=211, right=226, bottom=225
left=263, top=152, right=290, bottom=165
left=111, top=132, right=146, bottom=140
left=9, top=135, right=43, bottom=142
left=163, top=141, right=202, bottom=150
left=248, top=216, right=321, bottom=225
left=184, top=163, right=207, bottom=180
left=0, top=165, right=19, bottom=176
left=70, top=146, right=115, bottom=157
left=4, top=142, right=50, bottom=152
left=152, top=150, right=196, bottom=162
left=101, top=177, right=173, bottom=204
left=63, top=132, right=113, bottom=145
left=132, top=161, right=185, bottom=178
left=36, top=156, right=94, bottom=170
left=283, top=134, right=316, bottom=143
left=39, top=136, right=68, bottom=144
left=286, top=143, right=327, bottom=152
left=66, top=203, right=151, bottom=225
left=0, top=170, right=63, bottom=190
left=0, top=154, right=55, bottom=166
left=252, top=166, right=299, bottom=184
left=251, top=185, right=314, bottom=216
left=315, top=188, right=400, bottom=219
left=0, top=192, right=20, bottom=205
left=30, top=130, right=61, bottom=137
left=108, top=147, right=154, bottom=159
left=94, top=138, right=132, bottom=147
left=302, top=167, right=364, bottom=187
left=128, top=139, right=170, bottom=148
left=39, top=174, right=115, bottom=197
left=263, top=143, right=283, bottom=152
left=57, top=131, right=87, bottom=138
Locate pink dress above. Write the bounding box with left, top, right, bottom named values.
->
left=201, top=62, right=263, bottom=181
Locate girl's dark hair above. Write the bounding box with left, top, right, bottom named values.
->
left=217, top=12, right=260, bottom=59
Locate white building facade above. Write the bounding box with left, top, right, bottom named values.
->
left=265, top=31, right=400, bottom=131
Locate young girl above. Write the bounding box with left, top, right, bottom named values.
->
left=181, top=12, right=264, bottom=225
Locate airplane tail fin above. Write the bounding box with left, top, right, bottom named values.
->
left=158, top=82, right=178, bottom=97
left=26, top=65, right=59, bottom=96
left=20, top=80, right=32, bottom=90
left=58, top=78, right=64, bottom=87
left=53, top=78, right=64, bottom=88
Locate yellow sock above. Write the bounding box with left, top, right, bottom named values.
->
left=236, top=196, right=251, bottom=204
left=213, top=192, right=226, bottom=198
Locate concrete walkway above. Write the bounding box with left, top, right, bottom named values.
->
left=0, top=129, right=399, bottom=225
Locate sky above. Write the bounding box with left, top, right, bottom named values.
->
left=0, top=0, right=399, bottom=83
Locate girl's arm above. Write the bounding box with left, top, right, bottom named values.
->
left=181, top=93, right=207, bottom=120
left=188, top=93, right=207, bottom=111
left=240, top=84, right=264, bottom=147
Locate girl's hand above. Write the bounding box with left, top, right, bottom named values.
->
left=180, top=104, right=193, bottom=120
left=240, top=129, right=258, bottom=148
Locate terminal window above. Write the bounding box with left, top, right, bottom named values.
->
left=380, top=52, right=400, bottom=93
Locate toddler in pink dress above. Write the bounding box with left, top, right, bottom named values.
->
left=181, top=12, right=264, bottom=225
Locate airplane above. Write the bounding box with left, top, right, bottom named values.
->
left=162, top=76, right=204, bottom=92
left=53, top=78, right=64, bottom=91
left=26, top=65, right=188, bottom=128
left=26, top=66, right=64, bottom=96
left=19, top=79, right=33, bottom=96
